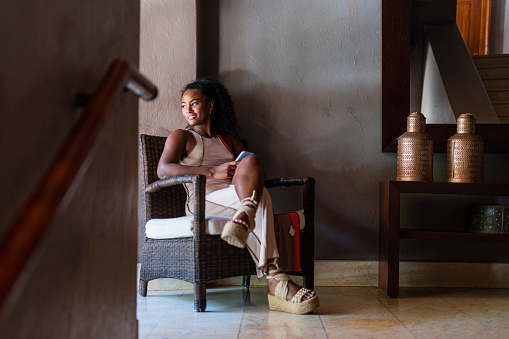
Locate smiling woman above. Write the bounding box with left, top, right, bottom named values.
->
left=155, top=77, right=320, bottom=314
left=181, top=90, right=213, bottom=129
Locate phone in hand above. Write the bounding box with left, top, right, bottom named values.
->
left=235, top=151, right=254, bottom=161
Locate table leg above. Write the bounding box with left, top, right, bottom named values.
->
left=379, top=181, right=400, bottom=297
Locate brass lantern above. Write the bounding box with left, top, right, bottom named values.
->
left=447, top=113, right=484, bottom=183
left=396, top=112, right=434, bottom=182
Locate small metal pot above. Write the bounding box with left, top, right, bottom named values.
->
left=447, top=113, right=484, bottom=183
left=396, top=112, right=434, bottom=182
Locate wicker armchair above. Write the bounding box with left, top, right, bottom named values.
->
left=139, top=134, right=315, bottom=311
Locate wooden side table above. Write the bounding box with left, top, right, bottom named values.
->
left=379, top=180, right=509, bottom=297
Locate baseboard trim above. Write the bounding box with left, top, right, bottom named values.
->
left=137, top=260, right=509, bottom=291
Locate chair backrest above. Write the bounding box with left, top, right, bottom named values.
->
left=139, top=134, right=187, bottom=221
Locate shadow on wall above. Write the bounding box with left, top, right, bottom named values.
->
left=220, top=69, right=384, bottom=259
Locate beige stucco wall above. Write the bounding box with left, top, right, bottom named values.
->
left=139, top=0, right=196, bottom=136
left=0, top=1, right=139, bottom=338
left=138, top=0, right=197, bottom=251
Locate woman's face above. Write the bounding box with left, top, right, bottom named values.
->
left=181, top=89, right=214, bottom=127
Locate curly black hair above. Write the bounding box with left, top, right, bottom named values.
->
left=181, top=77, right=239, bottom=137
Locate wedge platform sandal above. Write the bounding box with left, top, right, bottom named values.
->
left=266, top=259, right=320, bottom=315
left=221, top=191, right=258, bottom=248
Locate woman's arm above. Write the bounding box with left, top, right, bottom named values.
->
left=157, top=129, right=237, bottom=180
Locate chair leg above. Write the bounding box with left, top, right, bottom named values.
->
left=242, top=275, right=251, bottom=289
left=139, top=280, right=148, bottom=297
left=194, top=283, right=207, bottom=312
left=303, top=275, right=314, bottom=291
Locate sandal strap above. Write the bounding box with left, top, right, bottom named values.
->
left=266, top=272, right=290, bottom=281
left=241, top=191, right=258, bottom=206
left=239, top=191, right=258, bottom=212
left=266, top=258, right=290, bottom=300
left=231, top=218, right=250, bottom=232
left=275, top=279, right=288, bottom=300
left=220, top=191, right=259, bottom=248
left=268, top=276, right=314, bottom=303
left=229, top=191, right=258, bottom=233
left=291, top=288, right=312, bottom=303
left=266, top=258, right=308, bottom=302
left=266, top=258, right=283, bottom=276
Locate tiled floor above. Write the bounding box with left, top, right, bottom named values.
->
left=137, top=286, right=509, bottom=338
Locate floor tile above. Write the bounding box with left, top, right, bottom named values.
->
left=377, top=288, right=505, bottom=339
left=137, top=286, right=509, bottom=339
left=322, top=317, right=415, bottom=339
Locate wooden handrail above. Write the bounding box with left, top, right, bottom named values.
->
left=0, top=59, right=157, bottom=308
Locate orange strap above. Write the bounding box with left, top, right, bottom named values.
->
left=217, top=134, right=234, bottom=156
left=288, top=212, right=302, bottom=272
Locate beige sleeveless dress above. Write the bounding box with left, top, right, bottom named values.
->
left=180, top=129, right=279, bottom=277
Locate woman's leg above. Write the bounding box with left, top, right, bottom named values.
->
left=207, top=185, right=279, bottom=275
left=220, top=154, right=265, bottom=248
left=231, top=156, right=316, bottom=303
left=231, top=154, right=265, bottom=202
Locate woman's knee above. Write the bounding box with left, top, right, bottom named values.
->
left=236, top=154, right=265, bottom=177
left=239, top=154, right=262, bottom=169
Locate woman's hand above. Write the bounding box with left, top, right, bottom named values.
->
left=210, top=161, right=239, bottom=179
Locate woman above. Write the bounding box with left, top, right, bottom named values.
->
left=157, top=78, right=319, bottom=314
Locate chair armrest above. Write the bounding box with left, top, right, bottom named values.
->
left=145, top=174, right=205, bottom=193
left=145, top=174, right=207, bottom=240
left=264, top=177, right=315, bottom=189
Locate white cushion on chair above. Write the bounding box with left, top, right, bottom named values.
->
left=145, top=215, right=231, bottom=239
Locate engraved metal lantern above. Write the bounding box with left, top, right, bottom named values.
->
left=447, top=113, right=484, bottom=183
left=396, top=112, right=434, bottom=182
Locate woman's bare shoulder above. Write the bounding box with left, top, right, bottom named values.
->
left=166, top=128, right=193, bottom=143
left=169, top=128, right=191, bottom=137
left=164, top=128, right=197, bottom=157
